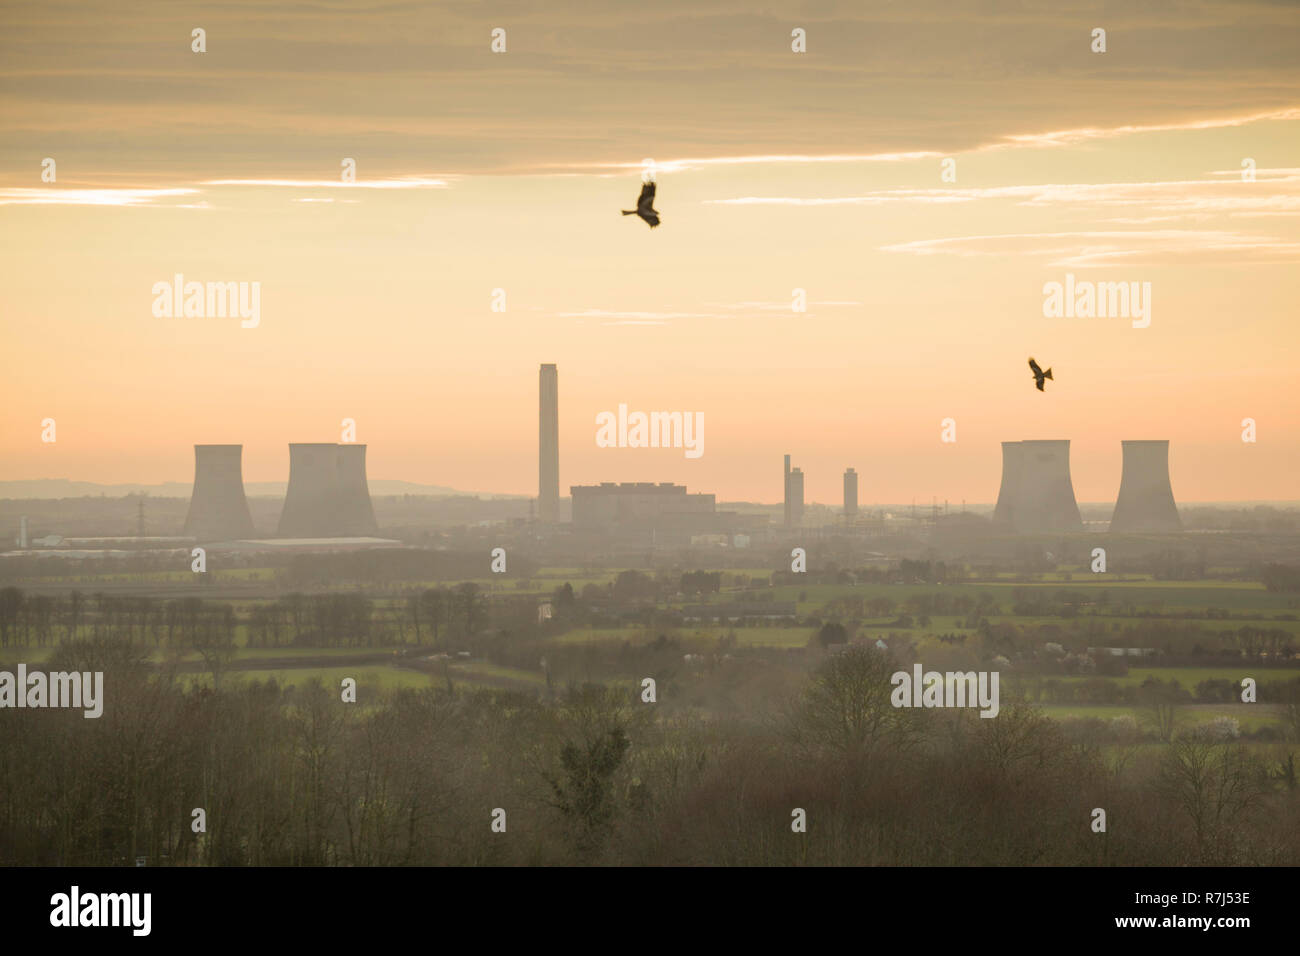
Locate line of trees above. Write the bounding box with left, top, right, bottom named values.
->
left=3, top=642, right=1298, bottom=866
left=0, top=585, right=498, bottom=652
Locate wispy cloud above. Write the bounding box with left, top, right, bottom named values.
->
left=707, top=174, right=1300, bottom=219
left=551, top=151, right=942, bottom=177
left=707, top=194, right=975, bottom=207
left=994, top=107, right=1300, bottom=150
left=559, top=310, right=725, bottom=322
left=557, top=108, right=1300, bottom=178
left=710, top=300, right=863, bottom=311
left=0, top=187, right=200, bottom=207
left=882, top=229, right=1300, bottom=267
left=202, top=177, right=448, bottom=190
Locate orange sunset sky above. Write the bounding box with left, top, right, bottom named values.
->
left=1, top=1, right=1297, bottom=505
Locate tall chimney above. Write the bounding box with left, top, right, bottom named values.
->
left=783, top=454, right=792, bottom=526
left=539, top=364, right=559, bottom=523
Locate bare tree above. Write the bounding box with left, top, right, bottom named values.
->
left=1158, top=737, right=1265, bottom=862
left=787, top=646, right=921, bottom=759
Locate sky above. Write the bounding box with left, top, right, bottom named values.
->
left=1, top=0, right=1298, bottom=505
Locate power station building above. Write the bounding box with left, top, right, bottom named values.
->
left=183, top=444, right=256, bottom=541
left=1110, top=440, right=1182, bottom=532
left=570, top=482, right=715, bottom=530
left=539, top=363, right=559, bottom=522
left=992, top=440, right=1083, bottom=533
left=276, top=443, right=379, bottom=537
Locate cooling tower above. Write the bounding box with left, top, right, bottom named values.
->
left=1110, top=440, right=1181, bottom=532
left=277, top=443, right=378, bottom=537
left=992, top=441, right=1024, bottom=529
left=335, top=444, right=379, bottom=535
left=183, top=444, right=255, bottom=541
left=1013, top=440, right=1083, bottom=532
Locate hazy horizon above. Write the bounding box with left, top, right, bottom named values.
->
left=2, top=476, right=1298, bottom=512
left=3, top=0, right=1297, bottom=504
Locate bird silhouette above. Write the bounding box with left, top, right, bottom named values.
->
left=622, top=181, right=660, bottom=228
left=1028, top=357, right=1053, bottom=391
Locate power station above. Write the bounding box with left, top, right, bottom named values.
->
left=183, top=445, right=256, bottom=541
left=1110, top=440, right=1182, bottom=532
left=992, top=440, right=1083, bottom=533
left=277, top=443, right=379, bottom=538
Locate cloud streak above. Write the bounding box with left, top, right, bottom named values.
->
left=201, top=177, right=448, bottom=190
left=0, top=187, right=201, bottom=206
left=881, top=229, right=1300, bottom=267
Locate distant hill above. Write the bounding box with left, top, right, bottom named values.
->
left=0, top=479, right=528, bottom=500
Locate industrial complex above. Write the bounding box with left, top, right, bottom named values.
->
left=8, top=364, right=1190, bottom=554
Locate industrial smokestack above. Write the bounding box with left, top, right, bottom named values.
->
left=183, top=444, right=256, bottom=541
left=788, top=467, right=805, bottom=527
left=539, top=364, right=559, bottom=522
left=1013, top=440, right=1083, bottom=533
left=783, top=454, right=792, bottom=526
left=844, top=468, right=858, bottom=517
left=1110, top=440, right=1181, bottom=532
left=335, top=444, right=379, bottom=535
left=992, top=441, right=1023, bottom=529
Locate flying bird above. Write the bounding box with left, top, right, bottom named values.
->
left=622, top=181, right=660, bottom=228
left=1028, top=357, right=1053, bottom=391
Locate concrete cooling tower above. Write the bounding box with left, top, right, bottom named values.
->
left=1110, top=440, right=1182, bottom=532
left=335, top=443, right=379, bottom=535
left=993, top=440, right=1083, bottom=533
left=276, top=443, right=378, bottom=537
left=183, top=445, right=256, bottom=541
left=992, top=441, right=1024, bottom=529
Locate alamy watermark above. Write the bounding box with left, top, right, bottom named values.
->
left=152, top=274, right=260, bottom=328
left=890, top=663, right=1000, bottom=718
left=0, top=665, right=103, bottom=718
left=1042, top=273, right=1150, bottom=328
left=50, top=886, right=150, bottom=936
left=595, top=404, right=704, bottom=459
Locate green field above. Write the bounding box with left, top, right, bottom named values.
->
left=1042, top=667, right=1300, bottom=688
left=180, top=665, right=434, bottom=691
left=1043, top=703, right=1283, bottom=732
left=447, top=661, right=546, bottom=686
left=546, top=624, right=815, bottom=648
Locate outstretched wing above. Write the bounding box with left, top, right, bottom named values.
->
left=637, top=181, right=656, bottom=212
left=1028, top=357, right=1042, bottom=376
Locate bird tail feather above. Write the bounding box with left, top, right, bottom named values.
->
left=1044, top=368, right=1053, bottom=380
left=621, top=210, right=635, bottom=215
